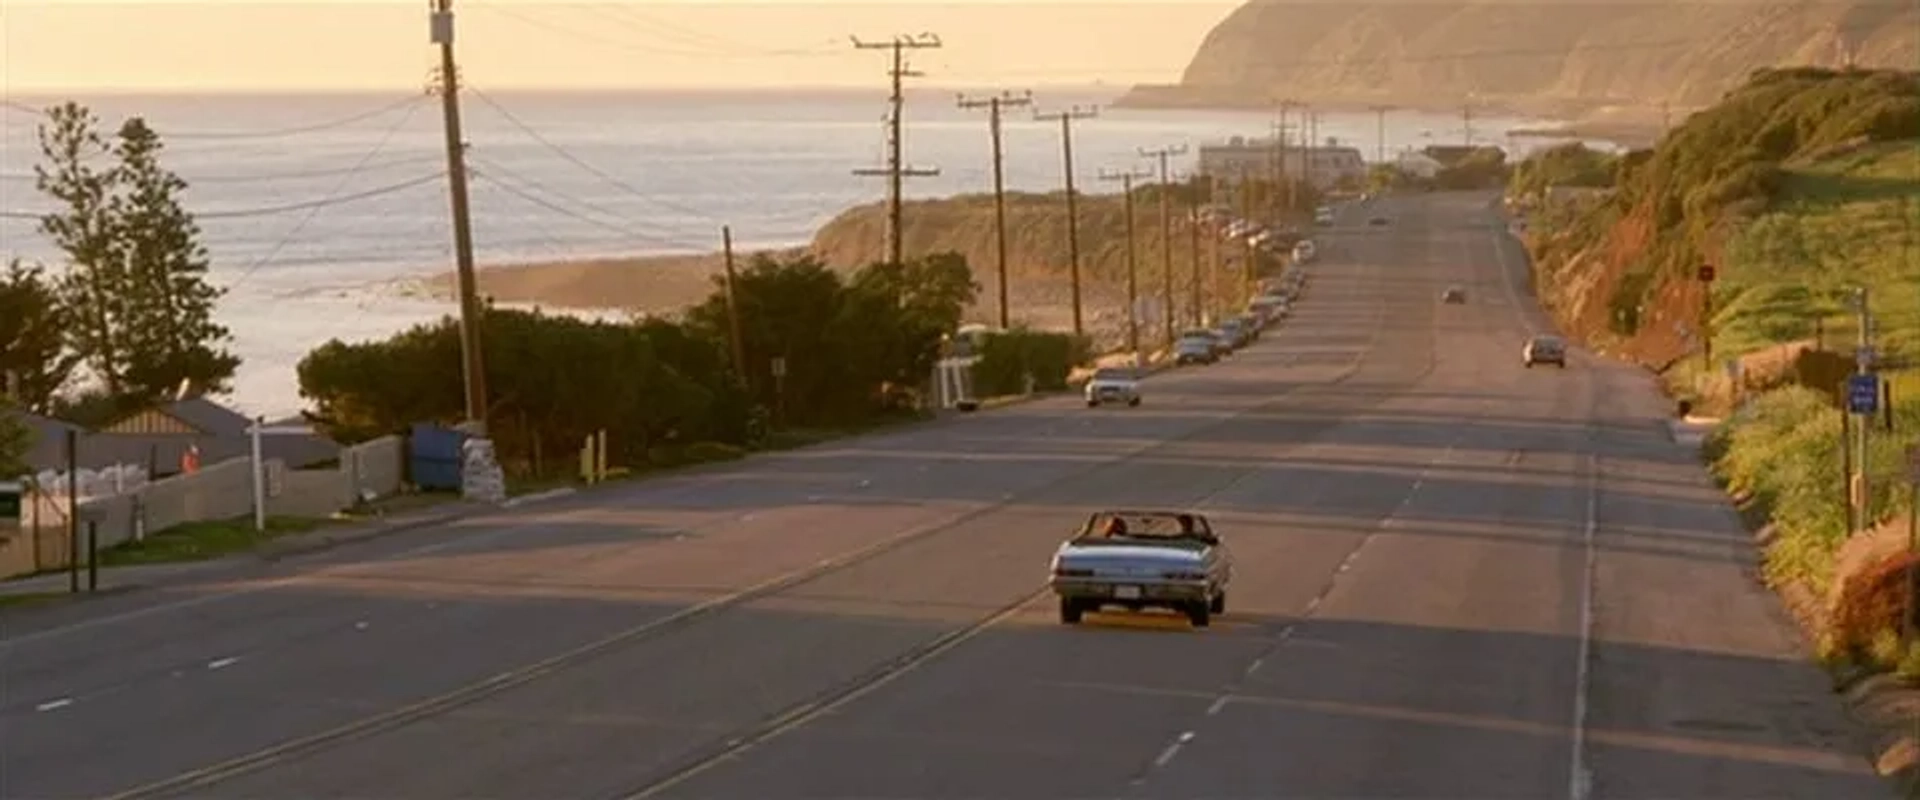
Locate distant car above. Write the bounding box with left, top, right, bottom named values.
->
left=1174, top=331, right=1221, bottom=365
left=1217, top=319, right=1247, bottom=349
left=1524, top=334, right=1567, bottom=368
left=1084, top=367, right=1143, bottom=407
left=1369, top=216, right=1389, bottom=226
left=1050, top=509, right=1233, bottom=627
left=1442, top=286, right=1466, bottom=304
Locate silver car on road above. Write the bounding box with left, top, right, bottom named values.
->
left=1049, top=510, right=1233, bottom=627
left=1083, top=367, right=1143, bottom=407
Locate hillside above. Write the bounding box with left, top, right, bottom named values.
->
left=1523, top=67, right=1920, bottom=382
left=808, top=190, right=1216, bottom=336
left=1119, top=1, right=1919, bottom=124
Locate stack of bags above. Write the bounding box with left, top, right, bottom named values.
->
left=460, top=437, right=507, bottom=504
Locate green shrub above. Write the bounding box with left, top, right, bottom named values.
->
left=971, top=328, right=1093, bottom=396
left=684, top=441, right=747, bottom=462
left=1713, top=386, right=1847, bottom=585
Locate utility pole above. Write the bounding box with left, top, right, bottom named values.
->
left=1269, top=100, right=1292, bottom=223
left=1099, top=166, right=1152, bottom=363
left=1463, top=100, right=1475, bottom=148
left=430, top=0, right=487, bottom=433
left=1237, top=166, right=1256, bottom=297
left=721, top=226, right=747, bottom=380
left=1035, top=104, right=1099, bottom=338
left=852, top=33, right=942, bottom=267
left=1369, top=104, right=1393, bottom=164
left=1186, top=188, right=1203, bottom=330
left=958, top=89, right=1033, bottom=329
left=1141, top=144, right=1187, bottom=348
left=1208, top=174, right=1224, bottom=325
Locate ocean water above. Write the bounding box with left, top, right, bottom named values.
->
left=0, top=87, right=1577, bottom=417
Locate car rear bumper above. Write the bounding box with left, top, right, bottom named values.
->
left=1051, top=578, right=1209, bottom=603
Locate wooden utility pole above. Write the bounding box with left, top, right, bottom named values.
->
left=852, top=33, right=942, bottom=266
left=1035, top=104, right=1098, bottom=338
left=1208, top=175, right=1224, bottom=325
left=1462, top=100, right=1475, bottom=148
left=721, top=226, right=747, bottom=379
left=1099, top=166, right=1152, bottom=360
left=1237, top=166, right=1256, bottom=297
left=1187, top=189, right=1203, bottom=330
left=430, top=0, right=487, bottom=433
left=1369, top=104, right=1393, bottom=164
left=1271, top=99, right=1299, bottom=220
left=1140, top=145, right=1187, bottom=348
left=958, top=90, right=1033, bottom=329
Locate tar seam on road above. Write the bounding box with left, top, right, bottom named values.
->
left=96, top=256, right=1380, bottom=800
left=1569, top=446, right=1601, bottom=800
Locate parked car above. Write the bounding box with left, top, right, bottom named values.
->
left=1174, top=331, right=1221, bottom=365
left=1050, top=509, right=1233, bottom=627
left=1084, top=367, right=1143, bottom=407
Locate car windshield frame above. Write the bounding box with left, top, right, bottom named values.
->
left=1075, top=510, right=1217, bottom=546
left=1529, top=335, right=1564, bottom=350
left=1090, top=368, right=1135, bottom=382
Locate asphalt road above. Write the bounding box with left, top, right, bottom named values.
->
left=0, top=192, right=1882, bottom=800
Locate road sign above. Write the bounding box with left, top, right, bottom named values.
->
left=1697, top=265, right=1716, bottom=282
left=1848, top=374, right=1881, bottom=415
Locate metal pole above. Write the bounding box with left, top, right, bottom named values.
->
left=1858, top=288, right=1872, bottom=528
left=64, top=428, right=77, bottom=594
left=1843, top=397, right=1855, bottom=534
left=87, top=520, right=97, bottom=591
left=251, top=418, right=266, bottom=533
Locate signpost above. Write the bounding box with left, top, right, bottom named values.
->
left=1848, top=374, right=1881, bottom=415
left=248, top=420, right=316, bottom=533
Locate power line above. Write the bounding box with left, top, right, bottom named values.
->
left=0, top=172, right=445, bottom=221
left=466, top=85, right=720, bottom=223
left=468, top=168, right=702, bottom=251
left=942, top=20, right=1903, bottom=82
left=223, top=99, right=431, bottom=293
left=468, top=156, right=701, bottom=249
left=480, top=4, right=841, bottom=60
left=578, top=4, right=843, bottom=58
left=0, top=154, right=447, bottom=186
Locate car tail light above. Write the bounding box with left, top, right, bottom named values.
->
left=1053, top=567, right=1093, bottom=577
left=1162, top=570, right=1206, bottom=581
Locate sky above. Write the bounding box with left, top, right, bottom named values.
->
left=0, top=0, right=1240, bottom=93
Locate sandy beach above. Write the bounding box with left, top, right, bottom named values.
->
left=431, top=251, right=1156, bottom=352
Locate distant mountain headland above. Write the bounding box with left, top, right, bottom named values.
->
left=1117, top=1, right=1920, bottom=132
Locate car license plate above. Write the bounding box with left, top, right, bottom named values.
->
left=1114, top=585, right=1142, bottom=600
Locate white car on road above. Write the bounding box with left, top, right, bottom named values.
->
left=1083, top=367, right=1142, bottom=408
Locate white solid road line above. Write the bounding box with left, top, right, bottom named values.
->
left=35, top=698, right=73, bottom=712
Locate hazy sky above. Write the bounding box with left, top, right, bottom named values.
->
left=0, top=1, right=1238, bottom=92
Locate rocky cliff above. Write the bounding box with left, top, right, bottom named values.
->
left=1119, top=0, right=1919, bottom=123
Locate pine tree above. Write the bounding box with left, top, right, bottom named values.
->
left=33, top=104, right=238, bottom=409
left=0, top=259, right=78, bottom=411
left=0, top=403, right=28, bottom=479
left=110, top=117, right=238, bottom=401
left=35, top=102, right=132, bottom=398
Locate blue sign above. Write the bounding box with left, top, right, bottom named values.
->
left=1848, top=374, right=1880, bottom=415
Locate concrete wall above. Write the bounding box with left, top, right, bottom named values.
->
left=2, top=435, right=405, bottom=578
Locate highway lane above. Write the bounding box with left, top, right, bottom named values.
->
left=1, top=203, right=1380, bottom=797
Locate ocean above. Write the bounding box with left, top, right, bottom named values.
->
left=0, top=87, right=1582, bottom=418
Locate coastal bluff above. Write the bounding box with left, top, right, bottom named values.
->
left=1118, top=0, right=1920, bottom=126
